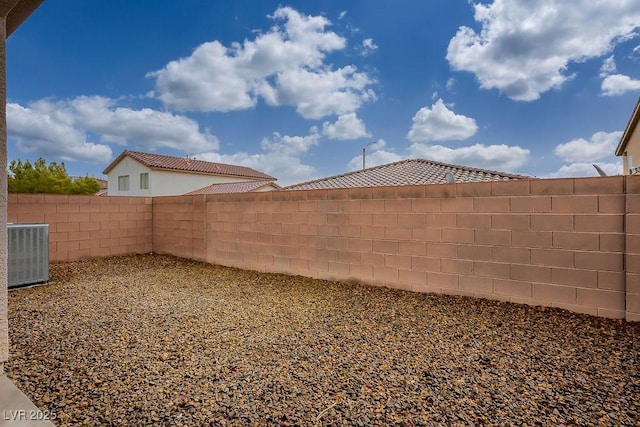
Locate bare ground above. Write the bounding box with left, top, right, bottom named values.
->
left=5, top=254, right=640, bottom=426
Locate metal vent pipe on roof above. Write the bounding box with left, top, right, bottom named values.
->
left=362, top=141, right=378, bottom=170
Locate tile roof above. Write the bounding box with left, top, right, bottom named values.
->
left=103, top=150, right=275, bottom=181
left=285, top=158, right=530, bottom=191
left=95, top=178, right=108, bottom=190
left=185, top=180, right=281, bottom=195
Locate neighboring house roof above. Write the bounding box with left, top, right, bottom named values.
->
left=96, top=178, right=108, bottom=190
left=95, top=178, right=108, bottom=196
left=615, top=96, right=640, bottom=157
left=285, top=158, right=529, bottom=191
left=103, top=150, right=275, bottom=181
left=185, top=180, right=281, bottom=195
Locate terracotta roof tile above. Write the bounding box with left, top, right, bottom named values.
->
left=103, top=150, right=275, bottom=181
left=185, top=181, right=280, bottom=195
left=95, top=178, right=108, bottom=190
left=285, top=158, right=531, bottom=190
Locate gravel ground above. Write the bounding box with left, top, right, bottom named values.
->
left=5, top=254, right=640, bottom=426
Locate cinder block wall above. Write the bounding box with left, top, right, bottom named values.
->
left=7, top=194, right=152, bottom=261
left=7, top=176, right=640, bottom=322
left=187, top=176, right=636, bottom=321
left=152, top=195, right=206, bottom=261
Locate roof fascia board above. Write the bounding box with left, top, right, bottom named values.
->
left=615, top=97, right=640, bottom=156
left=5, top=0, right=44, bottom=36
left=146, top=165, right=272, bottom=181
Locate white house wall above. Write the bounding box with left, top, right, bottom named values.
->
left=107, top=157, right=150, bottom=196
left=148, top=169, right=257, bottom=196
left=107, top=156, right=259, bottom=196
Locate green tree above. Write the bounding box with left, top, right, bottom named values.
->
left=70, top=176, right=101, bottom=195
left=8, top=158, right=100, bottom=195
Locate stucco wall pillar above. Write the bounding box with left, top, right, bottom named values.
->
left=0, top=0, right=44, bottom=377
left=0, top=14, right=8, bottom=375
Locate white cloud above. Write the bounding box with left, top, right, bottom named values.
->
left=598, top=53, right=640, bottom=96
left=347, top=149, right=404, bottom=171
left=148, top=6, right=375, bottom=119
left=69, top=96, right=219, bottom=152
left=447, top=0, right=640, bottom=101
left=600, top=55, right=617, bottom=77
left=263, top=66, right=375, bottom=119
left=546, top=162, right=621, bottom=178
left=601, top=74, right=640, bottom=96
left=554, top=131, right=622, bottom=162
left=260, top=128, right=321, bottom=156
left=361, top=38, right=378, bottom=55
left=446, top=78, right=456, bottom=91
left=407, top=99, right=478, bottom=142
left=199, top=150, right=317, bottom=186
left=322, top=113, right=370, bottom=140
left=7, top=102, right=112, bottom=164
left=197, top=128, right=320, bottom=186
left=409, top=142, right=529, bottom=172
left=147, top=41, right=256, bottom=112
left=7, top=96, right=219, bottom=165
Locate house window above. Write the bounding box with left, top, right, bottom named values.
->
left=118, top=175, right=130, bottom=191
left=140, top=173, right=149, bottom=189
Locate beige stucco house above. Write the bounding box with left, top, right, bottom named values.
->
left=615, top=96, right=640, bottom=175
left=103, top=150, right=278, bottom=196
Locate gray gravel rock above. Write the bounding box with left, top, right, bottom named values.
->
left=6, top=254, right=640, bottom=426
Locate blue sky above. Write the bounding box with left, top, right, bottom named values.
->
left=6, top=1, right=640, bottom=185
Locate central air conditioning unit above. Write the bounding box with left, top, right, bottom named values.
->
left=7, top=223, right=49, bottom=288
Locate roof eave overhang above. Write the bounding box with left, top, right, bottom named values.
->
left=102, top=151, right=129, bottom=174
left=615, top=96, right=640, bottom=157
left=145, top=165, right=275, bottom=181
left=4, top=0, right=44, bottom=36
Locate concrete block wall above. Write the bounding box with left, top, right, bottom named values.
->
left=196, top=176, right=636, bottom=320
left=5, top=176, right=640, bottom=322
left=153, top=195, right=207, bottom=262
left=7, top=194, right=152, bottom=261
